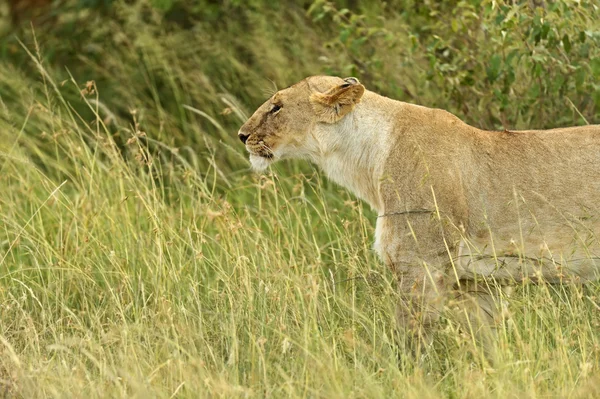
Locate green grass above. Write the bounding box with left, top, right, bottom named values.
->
left=0, top=45, right=598, bottom=399
left=1, top=1, right=600, bottom=397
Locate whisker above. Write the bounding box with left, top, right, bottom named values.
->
left=259, top=143, right=274, bottom=155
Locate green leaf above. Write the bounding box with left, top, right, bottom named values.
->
left=150, top=0, right=173, bottom=11
left=531, top=54, right=546, bottom=63
left=591, top=58, right=600, bottom=78
left=505, top=49, right=519, bottom=65
left=504, top=70, right=516, bottom=92
left=340, top=29, right=350, bottom=44
left=486, top=54, right=502, bottom=83
left=451, top=19, right=459, bottom=33
left=562, top=34, right=571, bottom=53
left=575, top=68, right=586, bottom=89
left=541, top=22, right=550, bottom=40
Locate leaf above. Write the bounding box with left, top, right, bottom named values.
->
left=150, top=0, right=173, bottom=11
left=451, top=19, right=459, bottom=33
left=340, top=29, right=350, bottom=44
left=486, top=54, right=502, bottom=83
left=590, top=58, right=600, bottom=78
left=531, top=54, right=546, bottom=63
left=562, top=34, right=572, bottom=53
left=575, top=68, right=586, bottom=89
left=313, top=12, right=326, bottom=22
left=351, top=36, right=368, bottom=51
left=505, top=49, right=519, bottom=65
left=541, top=22, right=550, bottom=40
left=504, top=70, right=516, bottom=91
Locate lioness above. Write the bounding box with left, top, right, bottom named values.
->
left=238, top=75, right=600, bottom=341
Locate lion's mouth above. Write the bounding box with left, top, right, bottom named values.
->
left=247, top=143, right=275, bottom=159
left=248, top=149, right=274, bottom=159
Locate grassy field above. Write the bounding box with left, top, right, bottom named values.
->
left=1, top=1, right=600, bottom=397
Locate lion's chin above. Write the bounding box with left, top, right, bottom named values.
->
left=249, top=154, right=272, bottom=172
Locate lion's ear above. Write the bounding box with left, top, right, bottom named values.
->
left=310, top=77, right=365, bottom=123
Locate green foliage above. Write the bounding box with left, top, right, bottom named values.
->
left=309, top=0, right=600, bottom=129
left=0, top=0, right=600, bottom=397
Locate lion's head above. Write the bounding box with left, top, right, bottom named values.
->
left=238, top=76, right=365, bottom=171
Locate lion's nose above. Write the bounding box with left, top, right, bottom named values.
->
left=238, top=132, right=250, bottom=144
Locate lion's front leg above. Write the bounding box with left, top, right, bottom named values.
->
left=376, top=215, right=456, bottom=349
left=450, top=279, right=511, bottom=354
left=391, top=257, right=452, bottom=348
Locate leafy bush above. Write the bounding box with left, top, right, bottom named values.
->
left=309, top=0, right=600, bottom=129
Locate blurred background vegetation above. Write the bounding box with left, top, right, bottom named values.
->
left=1, top=0, right=598, bottom=181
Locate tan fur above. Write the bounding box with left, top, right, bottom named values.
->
left=239, top=75, right=600, bottom=338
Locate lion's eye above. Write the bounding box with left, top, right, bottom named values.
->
left=270, top=104, right=282, bottom=114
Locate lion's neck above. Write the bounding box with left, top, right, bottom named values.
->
left=309, top=94, right=394, bottom=211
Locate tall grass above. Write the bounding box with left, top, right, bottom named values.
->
left=0, top=1, right=600, bottom=397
